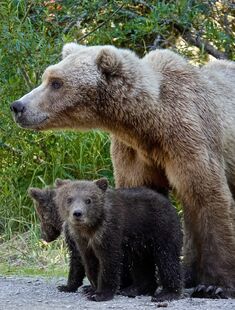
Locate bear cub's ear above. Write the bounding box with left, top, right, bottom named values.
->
left=62, top=43, right=86, bottom=59
left=28, top=187, right=44, bottom=201
left=54, top=178, right=71, bottom=188
left=96, top=47, right=123, bottom=76
left=94, top=178, right=109, bottom=191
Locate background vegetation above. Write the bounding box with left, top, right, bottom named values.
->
left=0, top=0, right=234, bottom=275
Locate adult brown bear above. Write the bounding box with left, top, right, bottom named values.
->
left=11, top=44, right=235, bottom=297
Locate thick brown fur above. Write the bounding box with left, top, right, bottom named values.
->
left=12, top=45, right=235, bottom=294
left=55, top=178, right=183, bottom=302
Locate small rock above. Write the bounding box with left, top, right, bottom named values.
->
left=157, top=302, right=168, bottom=307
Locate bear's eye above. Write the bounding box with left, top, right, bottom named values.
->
left=85, top=198, right=91, bottom=205
left=51, top=79, right=63, bottom=90
left=67, top=197, right=73, bottom=204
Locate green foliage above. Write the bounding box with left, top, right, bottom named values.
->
left=0, top=129, right=112, bottom=236
left=0, top=0, right=234, bottom=241
left=0, top=225, right=68, bottom=277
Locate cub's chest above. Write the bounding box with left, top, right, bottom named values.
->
left=87, top=229, right=103, bottom=249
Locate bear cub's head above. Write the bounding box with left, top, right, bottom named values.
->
left=28, top=187, right=62, bottom=242
left=55, top=178, right=109, bottom=231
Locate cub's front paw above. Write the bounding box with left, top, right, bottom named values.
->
left=152, top=288, right=181, bottom=302
left=88, top=291, right=114, bottom=302
left=120, top=286, right=138, bottom=298
left=57, top=284, right=78, bottom=293
left=82, top=285, right=95, bottom=296
left=120, top=284, right=154, bottom=297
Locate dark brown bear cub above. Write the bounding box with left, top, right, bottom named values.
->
left=28, top=185, right=132, bottom=294
left=28, top=187, right=85, bottom=292
left=55, top=178, right=183, bottom=302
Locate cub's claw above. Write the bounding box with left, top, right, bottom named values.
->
left=82, top=285, right=95, bottom=296
left=57, top=284, right=78, bottom=293
left=88, top=292, right=114, bottom=302
left=152, top=289, right=181, bottom=302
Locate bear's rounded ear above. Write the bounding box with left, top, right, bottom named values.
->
left=96, top=47, right=122, bottom=76
left=28, top=187, right=44, bottom=201
left=54, top=178, right=71, bottom=188
left=62, top=43, right=85, bottom=59
left=94, top=178, right=109, bottom=191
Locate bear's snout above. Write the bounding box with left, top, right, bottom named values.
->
left=10, top=95, right=49, bottom=129
left=73, top=210, right=83, bottom=219
left=10, top=100, right=25, bottom=115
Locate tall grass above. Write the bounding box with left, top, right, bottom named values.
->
left=0, top=223, right=69, bottom=277
left=0, top=128, right=112, bottom=239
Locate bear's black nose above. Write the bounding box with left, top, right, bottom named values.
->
left=73, top=210, right=83, bottom=218
left=10, top=101, right=25, bottom=114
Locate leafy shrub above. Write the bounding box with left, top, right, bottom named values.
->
left=0, top=0, right=234, bottom=237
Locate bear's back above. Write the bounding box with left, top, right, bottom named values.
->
left=106, top=187, right=181, bottom=243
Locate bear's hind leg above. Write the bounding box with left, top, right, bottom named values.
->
left=166, top=154, right=235, bottom=297
left=120, top=256, right=157, bottom=297
left=151, top=242, right=182, bottom=302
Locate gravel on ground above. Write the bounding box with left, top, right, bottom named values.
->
left=0, top=276, right=235, bottom=310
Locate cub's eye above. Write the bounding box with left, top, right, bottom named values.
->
left=67, top=197, right=73, bottom=204
left=85, top=198, right=91, bottom=204
left=51, top=79, right=63, bottom=90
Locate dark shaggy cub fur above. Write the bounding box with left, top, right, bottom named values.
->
left=55, top=178, right=183, bottom=302
left=28, top=187, right=85, bottom=292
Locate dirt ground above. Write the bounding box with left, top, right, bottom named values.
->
left=0, top=276, right=235, bottom=310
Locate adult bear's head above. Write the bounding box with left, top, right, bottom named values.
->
left=10, top=43, right=146, bottom=131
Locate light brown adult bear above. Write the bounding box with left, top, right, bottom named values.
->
left=10, top=44, right=235, bottom=297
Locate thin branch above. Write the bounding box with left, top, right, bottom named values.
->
left=133, top=0, right=155, bottom=11
left=19, top=66, right=34, bottom=89
left=63, top=12, right=88, bottom=35
left=150, top=34, right=164, bottom=50
left=21, top=2, right=33, bottom=24
left=182, top=30, right=228, bottom=59
left=119, top=9, right=141, bottom=19
left=55, top=3, right=126, bottom=62
left=76, top=3, right=125, bottom=43
left=63, top=20, right=77, bottom=35
left=174, top=24, right=228, bottom=59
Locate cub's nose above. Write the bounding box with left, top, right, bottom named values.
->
left=10, top=101, right=25, bottom=114
left=73, top=210, right=83, bottom=218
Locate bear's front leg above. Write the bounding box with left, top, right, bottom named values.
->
left=83, top=248, right=99, bottom=293
left=182, top=226, right=199, bottom=288
left=88, top=242, right=122, bottom=302
left=111, top=136, right=169, bottom=196
left=58, top=225, right=85, bottom=293
left=166, top=154, right=235, bottom=297
left=57, top=248, right=85, bottom=292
